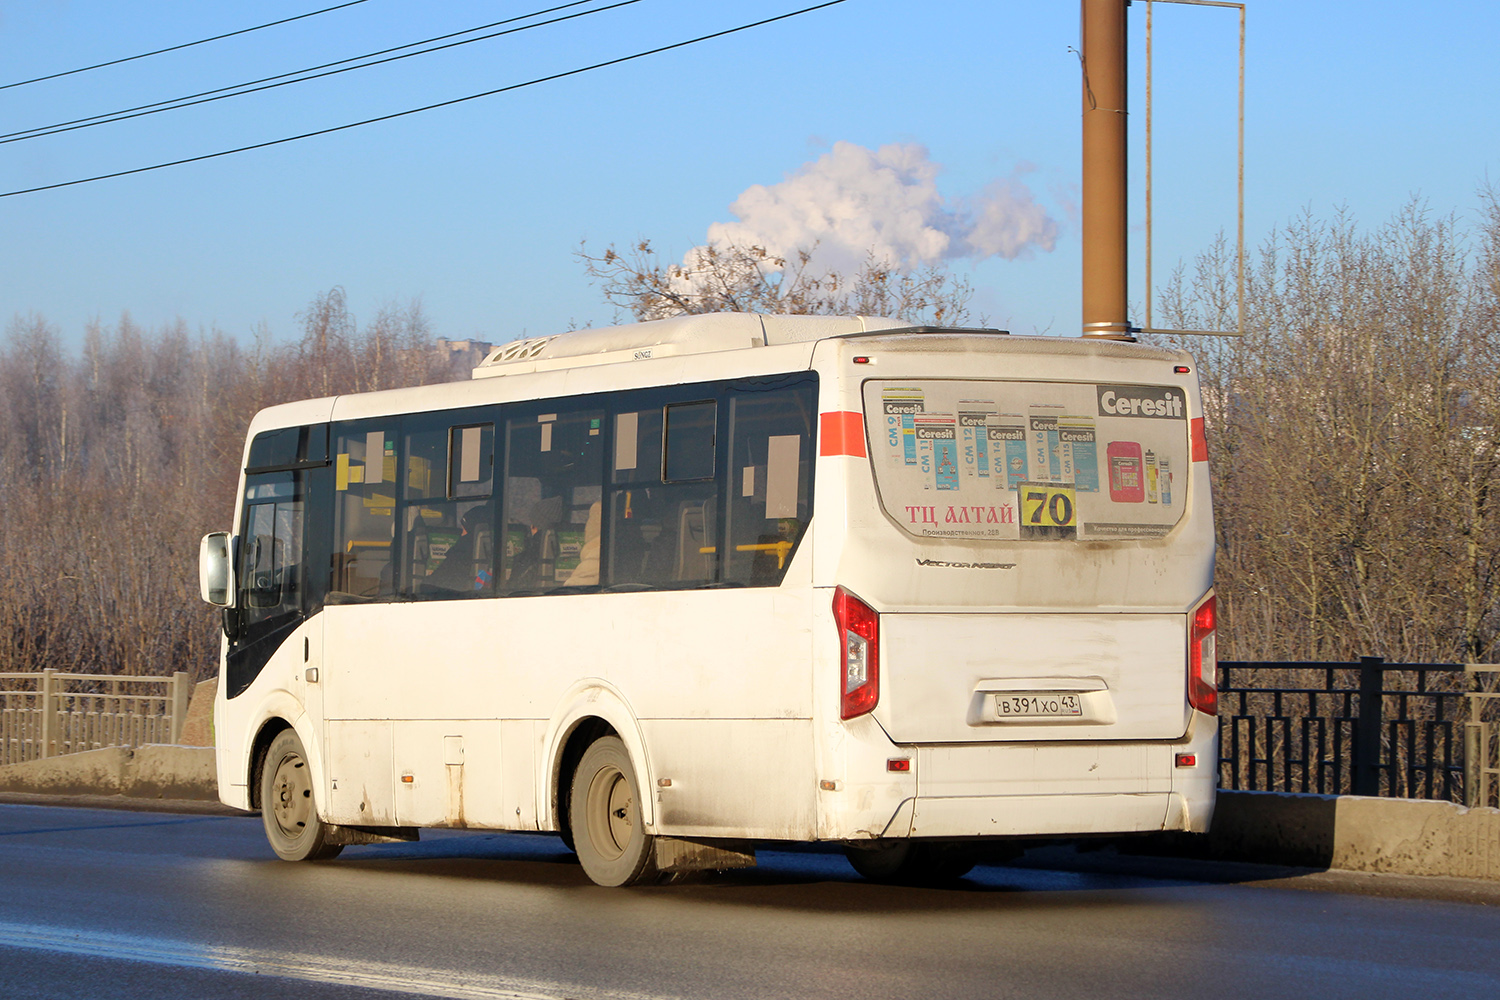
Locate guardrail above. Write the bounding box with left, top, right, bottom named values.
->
left=0, top=670, right=192, bottom=767
left=1219, top=659, right=1500, bottom=809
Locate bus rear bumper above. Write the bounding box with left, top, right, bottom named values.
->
left=825, top=717, right=1218, bottom=841
left=908, top=791, right=1192, bottom=838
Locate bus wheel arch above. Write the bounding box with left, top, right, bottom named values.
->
left=247, top=717, right=294, bottom=811
left=542, top=682, right=656, bottom=836
left=553, top=716, right=614, bottom=853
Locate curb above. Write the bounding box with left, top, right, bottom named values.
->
left=1203, top=789, right=1500, bottom=880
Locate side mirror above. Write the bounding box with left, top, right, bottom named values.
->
left=199, top=532, right=235, bottom=607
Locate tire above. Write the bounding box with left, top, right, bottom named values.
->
left=569, top=736, right=657, bottom=887
left=844, top=841, right=974, bottom=884
left=261, top=728, right=343, bottom=862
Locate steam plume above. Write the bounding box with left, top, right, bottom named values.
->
left=701, top=141, right=1059, bottom=272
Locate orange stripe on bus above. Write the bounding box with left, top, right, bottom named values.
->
left=1191, top=417, right=1209, bottom=462
left=819, top=411, right=867, bottom=458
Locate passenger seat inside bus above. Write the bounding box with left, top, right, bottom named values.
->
left=676, top=501, right=713, bottom=582
left=505, top=494, right=563, bottom=589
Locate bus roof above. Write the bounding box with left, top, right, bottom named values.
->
left=471, top=313, right=1006, bottom=379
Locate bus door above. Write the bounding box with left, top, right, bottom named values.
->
left=230, top=469, right=322, bottom=709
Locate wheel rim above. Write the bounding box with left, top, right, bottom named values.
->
left=269, top=751, right=313, bottom=841
left=585, top=764, right=632, bottom=861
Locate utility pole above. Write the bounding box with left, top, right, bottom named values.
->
left=1080, top=0, right=1132, bottom=339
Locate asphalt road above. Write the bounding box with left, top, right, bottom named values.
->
left=1, top=800, right=1497, bottom=999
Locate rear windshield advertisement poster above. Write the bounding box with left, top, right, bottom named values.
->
left=865, top=381, right=1189, bottom=541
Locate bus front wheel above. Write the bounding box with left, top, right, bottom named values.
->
left=261, top=728, right=343, bottom=862
left=569, top=736, right=657, bottom=887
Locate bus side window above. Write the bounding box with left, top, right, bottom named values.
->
left=607, top=400, right=720, bottom=590
left=332, top=426, right=397, bottom=601
left=608, top=407, right=658, bottom=589
left=383, top=415, right=497, bottom=601
left=241, top=498, right=303, bottom=616
left=450, top=423, right=494, bottom=498
left=246, top=532, right=282, bottom=608
left=501, top=408, right=604, bottom=594
left=723, top=382, right=816, bottom=587
left=442, top=423, right=497, bottom=596
left=663, top=401, right=715, bottom=482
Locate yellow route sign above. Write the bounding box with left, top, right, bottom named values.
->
left=1019, top=482, right=1078, bottom=537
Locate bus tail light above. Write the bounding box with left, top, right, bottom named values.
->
left=833, top=586, right=879, bottom=720
left=1188, top=593, right=1217, bottom=716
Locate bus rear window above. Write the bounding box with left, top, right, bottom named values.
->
left=862, top=379, right=1190, bottom=541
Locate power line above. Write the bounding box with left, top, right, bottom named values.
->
left=2, top=0, right=616, bottom=145
left=0, top=1, right=375, bottom=92
left=0, top=1, right=849, bottom=200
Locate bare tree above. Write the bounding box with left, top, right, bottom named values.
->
left=577, top=240, right=978, bottom=327
left=297, top=286, right=355, bottom=398
left=1153, top=199, right=1500, bottom=663
left=0, top=290, right=462, bottom=681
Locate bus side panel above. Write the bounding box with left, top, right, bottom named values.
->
left=321, top=589, right=814, bottom=724
left=391, top=719, right=504, bottom=828
left=322, top=603, right=512, bottom=829
left=317, top=573, right=818, bottom=837
left=578, top=585, right=810, bottom=726
left=325, top=720, right=395, bottom=825
left=642, top=719, right=817, bottom=840
left=539, top=576, right=819, bottom=839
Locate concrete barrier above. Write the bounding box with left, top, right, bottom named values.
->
left=1206, top=790, right=1500, bottom=880
left=177, top=678, right=217, bottom=748
left=0, top=745, right=217, bottom=802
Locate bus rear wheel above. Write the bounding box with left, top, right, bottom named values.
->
left=261, top=729, right=342, bottom=862
left=569, top=736, right=657, bottom=887
left=844, top=841, right=974, bottom=884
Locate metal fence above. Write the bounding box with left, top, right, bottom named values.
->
left=0, top=670, right=193, bottom=767
left=1219, top=659, right=1500, bottom=809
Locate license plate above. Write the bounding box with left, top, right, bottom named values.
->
left=995, top=692, right=1082, bottom=718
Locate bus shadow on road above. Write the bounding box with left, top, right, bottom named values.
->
left=323, top=830, right=1291, bottom=912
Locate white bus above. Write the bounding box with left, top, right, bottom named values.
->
left=199, top=313, right=1218, bottom=886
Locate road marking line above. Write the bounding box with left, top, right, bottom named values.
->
left=0, top=921, right=678, bottom=1000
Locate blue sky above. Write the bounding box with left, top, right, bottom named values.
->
left=1, top=0, right=1496, bottom=348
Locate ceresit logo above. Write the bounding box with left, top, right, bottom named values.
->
left=1096, top=384, right=1187, bottom=420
